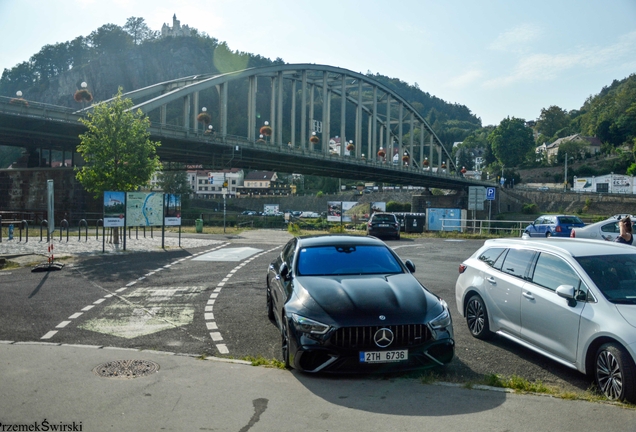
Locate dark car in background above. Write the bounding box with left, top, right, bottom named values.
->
left=367, top=212, right=400, bottom=240
left=266, top=235, right=454, bottom=373
left=523, top=215, right=585, bottom=237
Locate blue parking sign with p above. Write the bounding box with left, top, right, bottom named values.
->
left=486, top=187, right=496, bottom=201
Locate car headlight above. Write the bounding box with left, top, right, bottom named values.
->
left=429, top=300, right=452, bottom=330
left=291, top=313, right=330, bottom=334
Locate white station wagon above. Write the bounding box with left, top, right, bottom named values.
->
left=455, top=237, right=636, bottom=403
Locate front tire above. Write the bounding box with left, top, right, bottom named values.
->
left=281, top=317, right=291, bottom=369
left=266, top=285, right=274, bottom=320
left=595, top=343, right=636, bottom=403
left=546, top=232, right=552, bottom=238
left=466, top=294, right=492, bottom=340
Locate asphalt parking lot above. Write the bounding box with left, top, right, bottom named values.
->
left=0, top=230, right=596, bottom=398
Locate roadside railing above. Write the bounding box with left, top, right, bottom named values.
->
left=441, top=219, right=533, bottom=236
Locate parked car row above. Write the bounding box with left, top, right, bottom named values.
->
left=266, top=215, right=636, bottom=403
left=456, top=237, right=636, bottom=403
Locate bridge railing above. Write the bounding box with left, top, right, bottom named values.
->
left=150, top=121, right=481, bottom=182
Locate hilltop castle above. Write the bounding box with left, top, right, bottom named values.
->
left=161, top=14, right=193, bottom=38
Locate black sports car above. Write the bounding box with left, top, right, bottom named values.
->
left=266, top=235, right=454, bottom=373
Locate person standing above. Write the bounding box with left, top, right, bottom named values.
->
left=615, top=216, right=633, bottom=245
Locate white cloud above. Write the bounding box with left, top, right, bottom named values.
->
left=489, top=23, right=543, bottom=53
left=484, top=30, right=636, bottom=88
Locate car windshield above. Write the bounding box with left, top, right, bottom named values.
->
left=373, top=215, right=394, bottom=222
left=558, top=216, right=584, bottom=224
left=576, top=254, right=636, bottom=304
left=296, top=245, right=403, bottom=276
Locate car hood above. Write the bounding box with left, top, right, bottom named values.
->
left=294, top=273, right=441, bottom=326
left=616, top=304, right=636, bottom=329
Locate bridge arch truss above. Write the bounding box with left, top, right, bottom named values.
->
left=94, top=64, right=455, bottom=172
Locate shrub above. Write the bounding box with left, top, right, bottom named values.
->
left=329, top=225, right=345, bottom=234
left=522, top=203, right=539, bottom=214
left=287, top=223, right=300, bottom=235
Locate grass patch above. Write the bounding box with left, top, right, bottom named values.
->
left=1, top=260, right=20, bottom=270
left=242, top=355, right=286, bottom=369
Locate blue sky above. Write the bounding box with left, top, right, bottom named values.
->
left=1, top=0, right=635, bottom=126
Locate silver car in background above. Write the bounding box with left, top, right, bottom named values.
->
left=570, top=214, right=635, bottom=241
left=455, top=237, right=636, bottom=403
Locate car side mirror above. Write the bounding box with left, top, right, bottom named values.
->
left=556, top=284, right=575, bottom=299
left=279, top=262, right=291, bottom=281
left=556, top=285, right=577, bottom=306
left=405, top=260, right=416, bottom=273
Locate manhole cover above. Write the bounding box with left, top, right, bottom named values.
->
left=93, top=359, right=160, bottom=379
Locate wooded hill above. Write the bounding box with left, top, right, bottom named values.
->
left=0, top=17, right=482, bottom=168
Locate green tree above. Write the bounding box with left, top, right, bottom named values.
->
left=536, top=106, right=570, bottom=139
left=123, top=17, right=157, bottom=45
left=88, top=24, right=132, bottom=55
left=157, top=162, right=191, bottom=195
left=488, top=117, right=535, bottom=167
left=76, top=88, right=161, bottom=197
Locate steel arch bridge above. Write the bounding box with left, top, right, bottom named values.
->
left=1, top=64, right=492, bottom=189
left=93, top=63, right=454, bottom=170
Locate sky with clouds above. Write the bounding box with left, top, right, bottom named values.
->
left=1, top=0, right=635, bottom=126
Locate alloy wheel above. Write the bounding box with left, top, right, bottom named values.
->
left=597, top=349, right=623, bottom=400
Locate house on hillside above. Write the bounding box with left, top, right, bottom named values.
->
left=538, top=134, right=602, bottom=161
left=238, top=171, right=291, bottom=196
left=187, top=168, right=244, bottom=198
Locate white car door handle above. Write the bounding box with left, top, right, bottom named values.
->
left=522, top=291, right=535, bottom=300
left=486, top=277, right=496, bottom=284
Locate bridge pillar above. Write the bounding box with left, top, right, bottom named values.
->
left=270, top=76, right=276, bottom=144
left=300, top=71, right=307, bottom=151
left=277, top=71, right=284, bottom=148
left=372, top=86, right=378, bottom=159
left=192, top=91, right=199, bottom=133
left=398, top=102, right=404, bottom=164
left=340, top=74, right=346, bottom=156
left=409, top=113, right=415, bottom=167
left=247, top=76, right=257, bottom=141
left=321, top=72, right=329, bottom=155
left=419, top=121, right=424, bottom=169
left=309, top=83, right=315, bottom=151
left=385, top=95, right=391, bottom=160
left=183, top=94, right=190, bottom=132
left=291, top=79, right=296, bottom=148
left=356, top=80, right=362, bottom=158
left=220, top=82, right=228, bottom=138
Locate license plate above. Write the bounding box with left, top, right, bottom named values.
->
left=378, top=224, right=389, bottom=227
left=359, top=350, right=408, bottom=363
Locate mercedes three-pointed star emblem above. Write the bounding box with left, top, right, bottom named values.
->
left=373, top=328, right=394, bottom=348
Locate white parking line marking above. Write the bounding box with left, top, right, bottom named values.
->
left=81, top=305, right=95, bottom=311
left=93, top=298, right=105, bottom=304
left=207, top=299, right=215, bottom=305
left=205, top=306, right=213, bottom=312
left=41, top=331, right=58, bottom=339
left=206, top=322, right=218, bottom=330
left=56, top=321, right=71, bottom=328
left=216, top=344, right=229, bottom=354
left=210, top=332, right=223, bottom=341
left=104, top=294, right=113, bottom=298
left=210, top=293, right=218, bottom=298
left=68, top=313, right=83, bottom=319
left=204, top=313, right=214, bottom=320
left=126, top=281, right=137, bottom=287
left=116, top=288, right=127, bottom=293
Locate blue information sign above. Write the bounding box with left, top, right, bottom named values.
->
left=486, top=187, right=496, bottom=201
